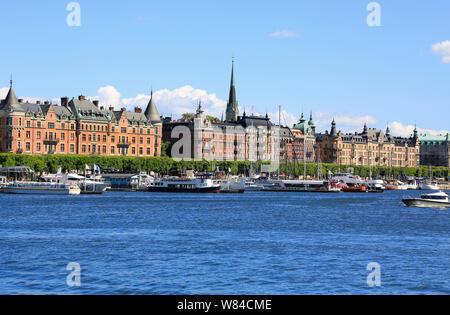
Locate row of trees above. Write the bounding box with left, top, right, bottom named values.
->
left=0, top=153, right=448, bottom=178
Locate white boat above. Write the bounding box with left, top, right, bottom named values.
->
left=245, top=180, right=265, bottom=191
left=332, top=173, right=385, bottom=192
left=419, top=183, right=440, bottom=191
left=262, top=180, right=342, bottom=193
left=3, top=182, right=81, bottom=195
left=214, top=177, right=246, bottom=193
left=149, top=177, right=220, bottom=193
left=403, top=191, right=450, bottom=209
left=44, top=173, right=108, bottom=194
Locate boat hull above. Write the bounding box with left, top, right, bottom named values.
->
left=3, top=188, right=81, bottom=195
left=148, top=186, right=220, bottom=193
left=403, top=198, right=450, bottom=209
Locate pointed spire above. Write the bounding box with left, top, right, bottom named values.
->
left=226, top=57, right=238, bottom=122
left=330, top=118, right=337, bottom=137
left=386, top=125, right=391, bottom=137
left=144, top=88, right=161, bottom=125
left=4, top=77, right=19, bottom=106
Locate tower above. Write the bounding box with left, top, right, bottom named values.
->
left=226, top=58, right=239, bottom=122
left=144, top=89, right=162, bottom=125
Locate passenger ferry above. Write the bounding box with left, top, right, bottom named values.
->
left=403, top=191, right=450, bottom=209
left=2, top=182, right=81, bottom=195
left=149, top=177, right=220, bottom=193
left=262, top=180, right=341, bottom=193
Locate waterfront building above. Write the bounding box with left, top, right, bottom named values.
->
left=163, top=62, right=276, bottom=162
left=280, top=112, right=316, bottom=163
left=0, top=81, right=162, bottom=157
left=316, top=121, right=420, bottom=168
left=419, top=134, right=450, bottom=167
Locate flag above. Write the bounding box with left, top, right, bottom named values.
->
left=85, top=164, right=91, bottom=170
left=94, top=164, right=101, bottom=172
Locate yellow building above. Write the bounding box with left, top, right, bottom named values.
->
left=316, top=121, right=420, bottom=168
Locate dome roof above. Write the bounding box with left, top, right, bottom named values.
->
left=293, top=113, right=312, bottom=134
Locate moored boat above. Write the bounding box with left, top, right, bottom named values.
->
left=44, top=173, right=108, bottom=194
left=403, top=191, right=450, bottom=209
left=149, top=177, right=220, bottom=193
left=214, top=177, right=246, bottom=194
left=262, top=180, right=342, bottom=193
left=2, top=182, right=81, bottom=195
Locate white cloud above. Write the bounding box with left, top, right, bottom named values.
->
left=312, top=111, right=378, bottom=133
left=390, top=121, right=449, bottom=138
left=269, top=30, right=300, bottom=38
left=432, top=40, right=450, bottom=63
left=97, top=85, right=121, bottom=107
left=0, top=87, right=8, bottom=99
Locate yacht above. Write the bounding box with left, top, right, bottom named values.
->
left=403, top=191, right=450, bottom=208
left=419, top=182, right=440, bottom=191
left=3, top=182, right=81, bottom=195
left=332, top=173, right=385, bottom=193
left=149, top=177, right=220, bottom=193
left=44, top=173, right=108, bottom=194
left=262, top=180, right=342, bottom=193
left=213, top=177, right=246, bottom=194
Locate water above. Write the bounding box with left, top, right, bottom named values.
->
left=0, top=190, right=448, bottom=295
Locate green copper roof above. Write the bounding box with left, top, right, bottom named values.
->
left=294, top=113, right=312, bottom=133
left=419, top=134, right=449, bottom=143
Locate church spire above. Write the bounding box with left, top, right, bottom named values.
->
left=4, top=76, right=19, bottom=106
left=226, top=58, right=239, bottom=122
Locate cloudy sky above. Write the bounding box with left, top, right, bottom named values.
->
left=1, top=0, right=449, bottom=137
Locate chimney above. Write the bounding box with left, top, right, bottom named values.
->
left=78, top=95, right=86, bottom=101
left=134, top=107, right=142, bottom=113
left=93, top=100, right=99, bottom=108
left=61, top=97, right=69, bottom=107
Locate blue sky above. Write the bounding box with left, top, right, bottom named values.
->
left=1, top=0, right=449, bottom=136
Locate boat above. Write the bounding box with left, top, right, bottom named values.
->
left=419, top=182, right=440, bottom=191
left=213, top=177, right=246, bottom=194
left=44, top=173, right=108, bottom=194
left=262, top=180, right=342, bottom=193
left=245, top=179, right=265, bottom=191
left=332, top=173, right=384, bottom=193
left=2, top=182, right=81, bottom=195
left=148, top=177, right=220, bottom=193
left=402, top=191, right=450, bottom=208
left=385, top=180, right=409, bottom=191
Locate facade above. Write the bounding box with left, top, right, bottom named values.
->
left=280, top=113, right=316, bottom=163
left=0, top=82, right=162, bottom=157
left=163, top=62, right=276, bottom=162
left=316, top=121, right=420, bottom=168
left=419, top=134, right=450, bottom=167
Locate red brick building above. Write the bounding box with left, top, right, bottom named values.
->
left=0, top=82, right=162, bottom=157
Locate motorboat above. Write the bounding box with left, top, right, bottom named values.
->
left=419, top=182, right=440, bottom=191
left=2, top=182, right=81, bottom=195
left=332, top=173, right=384, bottom=193
left=44, top=173, right=108, bottom=194
left=262, top=180, right=342, bottom=193
left=403, top=191, right=450, bottom=208
left=214, top=177, right=246, bottom=194
left=149, top=177, right=220, bottom=193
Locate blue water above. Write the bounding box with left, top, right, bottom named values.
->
left=0, top=190, right=448, bottom=295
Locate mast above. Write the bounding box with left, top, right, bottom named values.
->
left=278, top=105, right=281, bottom=180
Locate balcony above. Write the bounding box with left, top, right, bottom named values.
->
left=44, top=137, right=59, bottom=146
left=117, top=142, right=130, bottom=149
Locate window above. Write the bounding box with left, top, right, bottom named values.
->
left=121, top=127, right=127, bottom=133
left=26, top=142, right=31, bottom=152
left=111, top=146, right=115, bottom=154
left=71, top=133, right=74, bottom=141
left=82, top=134, right=87, bottom=141
left=61, top=133, right=65, bottom=140
left=132, top=147, right=136, bottom=155
left=37, top=143, right=41, bottom=152
left=111, top=136, right=115, bottom=143
left=48, top=122, right=55, bottom=129
left=60, top=144, right=65, bottom=153
left=140, top=137, right=143, bottom=144
left=27, top=121, right=31, bottom=128
left=61, top=123, right=65, bottom=129
left=37, top=122, right=41, bottom=128
left=147, top=138, right=150, bottom=144
left=82, top=145, right=86, bottom=153
left=132, top=137, right=136, bottom=144
left=70, top=144, right=75, bottom=153
left=103, top=146, right=106, bottom=154
left=26, top=131, right=31, bottom=139
left=147, top=148, right=150, bottom=155
left=103, top=135, right=107, bottom=142
left=139, top=147, right=143, bottom=155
